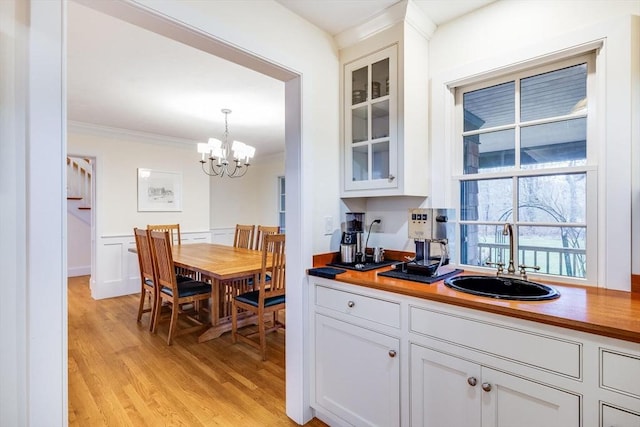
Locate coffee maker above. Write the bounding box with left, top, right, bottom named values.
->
left=341, top=212, right=364, bottom=264
left=406, top=208, right=455, bottom=277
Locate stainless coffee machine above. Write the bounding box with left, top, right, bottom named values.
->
left=406, top=208, right=455, bottom=277
left=340, top=212, right=364, bottom=264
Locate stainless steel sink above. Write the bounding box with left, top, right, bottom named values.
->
left=444, top=275, right=560, bottom=301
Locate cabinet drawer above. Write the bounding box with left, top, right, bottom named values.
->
left=601, top=349, right=640, bottom=399
left=316, top=285, right=400, bottom=328
left=601, top=403, right=640, bottom=427
left=409, top=306, right=581, bottom=378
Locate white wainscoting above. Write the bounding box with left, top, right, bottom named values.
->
left=91, top=230, right=213, bottom=300
left=211, top=227, right=235, bottom=246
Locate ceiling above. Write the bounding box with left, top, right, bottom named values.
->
left=67, top=0, right=494, bottom=158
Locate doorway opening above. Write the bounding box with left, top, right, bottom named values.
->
left=66, top=0, right=305, bottom=423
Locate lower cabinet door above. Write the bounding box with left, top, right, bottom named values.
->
left=314, top=314, right=400, bottom=427
left=410, top=344, right=481, bottom=427
left=601, top=404, right=640, bottom=427
left=481, top=367, right=580, bottom=427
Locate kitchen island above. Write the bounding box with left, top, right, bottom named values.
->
left=308, top=254, right=640, bottom=427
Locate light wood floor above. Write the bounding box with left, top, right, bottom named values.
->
left=68, top=276, right=327, bottom=426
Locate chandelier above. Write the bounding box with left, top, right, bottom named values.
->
left=197, top=109, right=255, bottom=178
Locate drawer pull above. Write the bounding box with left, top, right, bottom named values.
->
left=481, top=382, right=492, bottom=392
left=467, top=377, right=477, bottom=387
left=388, top=350, right=397, bottom=358
left=347, top=300, right=355, bottom=308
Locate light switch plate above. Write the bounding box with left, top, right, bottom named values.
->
left=324, top=216, right=333, bottom=235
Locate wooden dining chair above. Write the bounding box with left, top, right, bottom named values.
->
left=149, top=230, right=212, bottom=345
left=234, top=224, right=255, bottom=249
left=231, top=233, right=286, bottom=361
left=254, top=225, right=280, bottom=251
left=147, top=223, right=181, bottom=246
left=147, top=222, right=200, bottom=281
left=133, top=228, right=158, bottom=330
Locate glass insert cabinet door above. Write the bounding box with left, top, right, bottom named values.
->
left=344, top=45, right=397, bottom=191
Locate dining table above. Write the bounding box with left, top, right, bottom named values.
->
left=169, top=243, right=270, bottom=343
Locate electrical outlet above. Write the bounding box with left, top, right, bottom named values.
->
left=324, top=216, right=333, bottom=235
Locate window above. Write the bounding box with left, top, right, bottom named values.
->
left=455, top=55, right=595, bottom=281
left=278, top=176, right=285, bottom=233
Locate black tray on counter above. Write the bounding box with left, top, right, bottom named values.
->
left=328, top=260, right=398, bottom=272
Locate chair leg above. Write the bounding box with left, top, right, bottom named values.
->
left=148, top=292, right=156, bottom=332
left=151, top=294, right=161, bottom=334
left=167, top=302, right=179, bottom=345
left=136, top=289, right=146, bottom=322
left=231, top=300, right=238, bottom=343
left=259, top=312, right=267, bottom=361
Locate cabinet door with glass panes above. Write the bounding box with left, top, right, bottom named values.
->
left=344, top=45, right=397, bottom=192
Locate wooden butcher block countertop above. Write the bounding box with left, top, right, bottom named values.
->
left=311, top=253, right=640, bottom=344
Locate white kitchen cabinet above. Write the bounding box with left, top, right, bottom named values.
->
left=343, top=45, right=397, bottom=194
left=601, top=404, right=640, bottom=427
left=481, top=367, right=580, bottom=427
left=599, top=348, right=640, bottom=427
left=307, top=277, right=639, bottom=427
left=410, top=344, right=481, bottom=427
left=339, top=21, right=429, bottom=198
left=310, top=282, right=401, bottom=426
left=314, top=314, right=400, bottom=427
left=410, top=345, right=580, bottom=427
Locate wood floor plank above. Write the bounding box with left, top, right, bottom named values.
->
left=68, top=275, right=326, bottom=426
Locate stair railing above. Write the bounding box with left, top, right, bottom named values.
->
left=67, top=157, right=92, bottom=207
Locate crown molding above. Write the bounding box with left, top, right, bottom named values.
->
left=334, top=0, right=436, bottom=50
left=334, top=1, right=407, bottom=50
left=405, top=0, right=436, bottom=40
left=68, top=120, right=197, bottom=148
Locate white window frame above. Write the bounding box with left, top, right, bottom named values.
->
left=452, top=53, right=598, bottom=285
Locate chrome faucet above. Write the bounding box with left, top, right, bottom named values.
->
left=503, top=223, right=516, bottom=275
left=487, top=222, right=541, bottom=279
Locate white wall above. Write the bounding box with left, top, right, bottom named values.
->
left=1, top=0, right=28, bottom=424
left=68, top=126, right=210, bottom=235
left=2, top=0, right=67, bottom=425
left=67, top=213, right=90, bottom=276
left=428, top=1, right=639, bottom=290
left=210, top=152, right=284, bottom=231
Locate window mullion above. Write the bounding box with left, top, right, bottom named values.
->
left=515, top=78, right=521, bottom=169
left=512, top=79, right=521, bottom=265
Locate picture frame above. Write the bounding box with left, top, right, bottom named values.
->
left=137, top=168, right=182, bottom=212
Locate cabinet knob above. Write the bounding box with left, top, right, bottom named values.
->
left=347, top=300, right=355, bottom=308
left=467, top=377, right=477, bottom=387
left=481, top=382, right=492, bottom=392
left=388, top=174, right=396, bottom=182
left=388, top=350, right=397, bottom=358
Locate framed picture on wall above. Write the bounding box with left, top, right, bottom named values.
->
left=137, top=168, right=183, bottom=212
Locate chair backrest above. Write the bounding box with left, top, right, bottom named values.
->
left=234, top=224, right=255, bottom=249
left=254, top=225, right=280, bottom=251
left=133, top=228, right=155, bottom=285
left=260, top=234, right=286, bottom=299
left=148, top=230, right=178, bottom=295
left=147, top=224, right=181, bottom=246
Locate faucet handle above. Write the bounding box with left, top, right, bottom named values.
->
left=518, top=264, right=541, bottom=279
left=486, top=261, right=504, bottom=276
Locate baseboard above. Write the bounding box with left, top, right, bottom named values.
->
left=68, top=266, right=91, bottom=277
left=632, top=274, right=640, bottom=294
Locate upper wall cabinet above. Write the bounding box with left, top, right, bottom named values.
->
left=340, top=22, right=429, bottom=198
left=344, top=45, right=398, bottom=193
